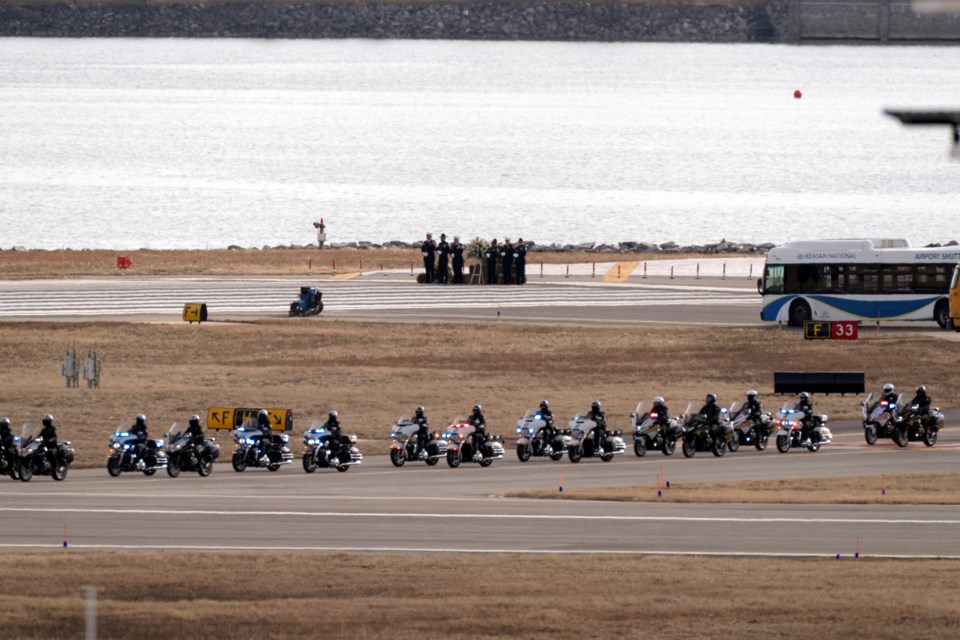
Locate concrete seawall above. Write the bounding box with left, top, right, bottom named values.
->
left=0, top=0, right=957, bottom=43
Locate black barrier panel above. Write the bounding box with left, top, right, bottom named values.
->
left=774, top=372, right=865, bottom=396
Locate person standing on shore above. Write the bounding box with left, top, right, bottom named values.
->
left=421, top=233, right=436, bottom=283
left=436, top=234, right=450, bottom=284
left=313, top=219, right=326, bottom=250
left=500, top=238, right=514, bottom=285
left=485, top=239, right=499, bottom=285
left=515, top=238, right=527, bottom=285
left=451, top=236, right=465, bottom=284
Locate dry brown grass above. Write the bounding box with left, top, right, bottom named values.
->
left=1, top=551, right=958, bottom=639
left=507, top=472, right=960, bottom=505
left=0, top=248, right=722, bottom=279
left=0, top=321, right=954, bottom=468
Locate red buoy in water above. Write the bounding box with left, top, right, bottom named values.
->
left=794, top=89, right=803, bottom=99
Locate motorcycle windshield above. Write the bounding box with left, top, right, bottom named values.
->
left=19, top=423, right=41, bottom=454
left=166, top=423, right=184, bottom=445
left=390, top=418, right=416, bottom=438
left=109, top=425, right=136, bottom=447
left=444, top=418, right=472, bottom=437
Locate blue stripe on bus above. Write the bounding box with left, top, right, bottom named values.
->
left=761, top=295, right=939, bottom=322
left=760, top=295, right=795, bottom=321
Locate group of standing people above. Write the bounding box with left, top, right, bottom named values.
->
left=419, top=234, right=528, bottom=285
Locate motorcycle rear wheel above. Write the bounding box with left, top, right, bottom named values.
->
left=516, top=443, right=531, bottom=462
left=776, top=435, right=790, bottom=453
left=727, top=436, right=739, bottom=453
left=107, top=456, right=122, bottom=477
left=143, top=468, right=156, bottom=476
left=600, top=452, right=614, bottom=462
left=446, top=449, right=461, bottom=468
left=681, top=438, right=695, bottom=458
left=550, top=451, right=564, bottom=461
left=267, top=461, right=281, bottom=472
left=923, top=428, right=938, bottom=447
left=232, top=452, right=247, bottom=472
left=634, top=437, right=647, bottom=457
left=425, top=456, right=440, bottom=466
left=52, top=463, right=68, bottom=481
left=479, top=458, right=493, bottom=467
left=864, top=427, right=878, bottom=445
left=18, top=461, right=33, bottom=482
left=390, top=448, right=406, bottom=467
left=755, top=433, right=768, bottom=451
left=336, top=464, right=350, bottom=472
left=197, top=455, right=214, bottom=477
left=567, top=446, right=583, bottom=463
left=661, top=436, right=676, bottom=456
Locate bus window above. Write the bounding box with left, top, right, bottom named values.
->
left=848, top=264, right=880, bottom=294
left=916, top=264, right=950, bottom=293
left=884, top=264, right=914, bottom=293
left=764, top=265, right=784, bottom=294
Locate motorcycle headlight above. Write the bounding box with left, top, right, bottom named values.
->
left=111, top=443, right=120, bottom=449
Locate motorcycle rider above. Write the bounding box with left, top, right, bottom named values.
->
left=0, top=417, right=15, bottom=471
left=696, top=394, right=721, bottom=443
left=537, top=400, right=555, bottom=452
left=743, top=389, right=763, bottom=421
left=794, top=391, right=816, bottom=445
left=413, top=406, right=430, bottom=459
left=587, top=400, right=607, bottom=454
left=907, top=385, right=933, bottom=427
left=185, top=414, right=205, bottom=461
left=468, top=404, right=487, bottom=461
left=40, top=414, right=59, bottom=470
left=255, top=409, right=273, bottom=463
left=131, top=413, right=149, bottom=467
left=650, top=396, right=670, bottom=427
left=322, top=410, right=342, bottom=465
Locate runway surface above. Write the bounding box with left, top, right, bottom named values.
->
left=0, top=275, right=761, bottom=326
left=2, top=416, right=958, bottom=558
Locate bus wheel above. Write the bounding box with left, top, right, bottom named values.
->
left=934, top=300, right=949, bottom=330
left=788, top=300, right=811, bottom=327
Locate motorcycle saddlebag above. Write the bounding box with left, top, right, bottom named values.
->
left=60, top=445, right=75, bottom=464
left=207, top=441, right=221, bottom=461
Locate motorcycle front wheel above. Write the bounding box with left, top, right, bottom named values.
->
left=893, top=426, right=909, bottom=448
left=516, top=443, right=531, bottom=462
left=681, top=437, right=695, bottom=458
left=567, top=446, right=583, bottom=463
left=167, top=460, right=181, bottom=478
left=776, top=435, right=791, bottom=453
left=633, top=437, right=647, bottom=457
left=107, top=456, right=123, bottom=477
left=232, top=452, right=247, bottom=472
left=389, top=448, right=406, bottom=467
left=712, top=439, right=726, bottom=457
left=18, top=461, right=33, bottom=482
left=446, top=449, right=461, bottom=468
left=864, top=426, right=878, bottom=445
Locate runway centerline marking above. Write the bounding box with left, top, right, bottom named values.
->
left=3, top=507, right=958, bottom=525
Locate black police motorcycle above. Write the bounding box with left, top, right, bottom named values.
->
left=302, top=423, right=363, bottom=472
left=164, top=423, right=221, bottom=477
left=107, top=427, right=168, bottom=476
left=289, top=287, right=323, bottom=317
left=891, top=403, right=944, bottom=448
left=680, top=405, right=731, bottom=458
left=232, top=420, right=293, bottom=472
left=17, top=423, right=74, bottom=482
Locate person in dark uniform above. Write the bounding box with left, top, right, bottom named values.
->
left=794, top=391, right=815, bottom=445
left=256, top=409, right=273, bottom=462
left=436, top=234, right=450, bottom=284
left=413, top=406, right=430, bottom=458
left=485, top=240, right=499, bottom=285
left=908, top=385, right=933, bottom=428
left=697, top=394, right=722, bottom=442
left=0, top=417, right=16, bottom=471
left=650, top=396, right=670, bottom=427
left=587, top=400, right=607, bottom=453
left=515, top=238, right=527, bottom=285
left=40, top=414, right=59, bottom=470
left=421, top=233, right=437, bottom=283
left=185, top=414, right=205, bottom=448
left=743, top=389, right=762, bottom=422
left=468, top=404, right=487, bottom=460
left=322, top=410, right=341, bottom=465
left=130, top=413, right=148, bottom=465
left=500, top=239, right=514, bottom=285
left=537, top=400, right=555, bottom=451
left=451, top=236, right=465, bottom=285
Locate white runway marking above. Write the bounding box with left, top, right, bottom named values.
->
left=3, top=507, right=958, bottom=525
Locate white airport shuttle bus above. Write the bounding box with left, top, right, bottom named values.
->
left=758, top=239, right=960, bottom=329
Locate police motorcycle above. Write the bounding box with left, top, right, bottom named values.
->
left=388, top=417, right=446, bottom=467
left=631, top=401, right=682, bottom=457
left=302, top=423, right=363, bottom=473
left=680, top=405, right=732, bottom=458
left=890, top=402, right=943, bottom=448
left=442, top=417, right=505, bottom=468
left=566, top=415, right=626, bottom=463
left=16, top=423, right=74, bottom=482
left=232, top=420, right=293, bottom=472
left=107, top=427, right=168, bottom=476
left=0, top=434, right=19, bottom=480
left=164, top=423, right=220, bottom=477
left=515, top=408, right=569, bottom=462
left=289, top=286, right=323, bottom=317
left=860, top=392, right=900, bottom=445
left=727, top=402, right=775, bottom=452
left=773, top=407, right=832, bottom=453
